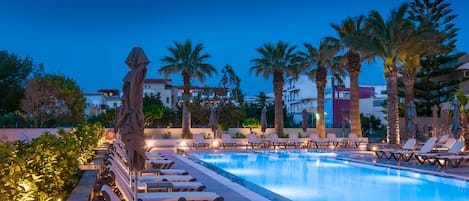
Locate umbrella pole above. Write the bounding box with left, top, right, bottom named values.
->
left=133, top=169, right=138, bottom=201
left=134, top=170, right=138, bottom=201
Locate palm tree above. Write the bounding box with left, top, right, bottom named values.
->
left=363, top=3, right=414, bottom=144
left=298, top=40, right=345, bottom=138
left=330, top=15, right=373, bottom=138
left=159, top=39, right=217, bottom=139
left=250, top=41, right=298, bottom=135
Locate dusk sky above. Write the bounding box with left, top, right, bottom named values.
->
left=1, top=0, right=468, bottom=96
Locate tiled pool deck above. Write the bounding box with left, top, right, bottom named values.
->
left=69, top=146, right=469, bottom=201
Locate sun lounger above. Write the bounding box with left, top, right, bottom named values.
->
left=434, top=141, right=468, bottom=168
left=192, top=133, right=210, bottom=149
left=108, top=153, right=188, bottom=176
left=109, top=163, right=206, bottom=192
left=391, top=137, right=436, bottom=161
left=108, top=160, right=196, bottom=182
left=288, top=134, right=303, bottom=148
left=246, top=134, right=264, bottom=149
left=307, top=133, right=327, bottom=148
left=346, top=133, right=363, bottom=148
left=108, top=168, right=224, bottom=201
left=415, top=141, right=465, bottom=165
left=433, top=138, right=456, bottom=152
left=374, top=138, right=416, bottom=159
left=326, top=133, right=343, bottom=148
left=436, top=134, right=449, bottom=147
left=221, top=134, right=237, bottom=149
left=268, top=133, right=287, bottom=149
left=116, top=142, right=168, bottom=160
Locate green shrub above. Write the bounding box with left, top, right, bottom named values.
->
left=0, top=123, right=104, bottom=200
left=232, top=132, right=246, bottom=138
left=162, top=132, right=171, bottom=139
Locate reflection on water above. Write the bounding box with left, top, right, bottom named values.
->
left=193, top=152, right=469, bottom=201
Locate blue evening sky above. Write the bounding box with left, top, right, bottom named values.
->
left=1, top=0, right=468, bottom=96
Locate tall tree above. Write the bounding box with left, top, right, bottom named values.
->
left=0, top=51, right=43, bottom=115
left=159, top=39, right=217, bottom=138
left=298, top=41, right=345, bottom=137
left=330, top=15, right=373, bottom=138
left=250, top=41, right=298, bottom=135
left=143, top=94, right=166, bottom=127
left=218, top=64, right=245, bottom=128
left=407, top=0, right=461, bottom=116
left=364, top=3, right=414, bottom=144
left=21, top=74, right=85, bottom=128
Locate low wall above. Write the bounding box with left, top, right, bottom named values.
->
left=144, top=127, right=347, bottom=138
left=1, top=127, right=350, bottom=142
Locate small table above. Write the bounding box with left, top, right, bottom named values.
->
left=145, top=182, right=173, bottom=192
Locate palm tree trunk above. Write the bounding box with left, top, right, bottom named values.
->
left=385, top=69, right=400, bottom=144
left=273, top=71, right=284, bottom=135
left=349, top=71, right=362, bottom=137
left=347, top=51, right=362, bottom=137
left=403, top=71, right=415, bottom=140
left=316, top=82, right=326, bottom=138
left=182, top=72, right=191, bottom=139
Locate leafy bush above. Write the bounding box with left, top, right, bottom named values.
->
left=232, top=132, right=246, bottom=138
left=0, top=123, right=104, bottom=200
left=161, top=132, right=171, bottom=139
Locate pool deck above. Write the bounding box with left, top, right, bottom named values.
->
left=153, top=147, right=469, bottom=201
left=72, top=146, right=469, bottom=201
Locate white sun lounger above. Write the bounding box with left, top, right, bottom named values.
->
left=307, top=133, right=327, bottom=148
left=434, top=141, right=469, bottom=168
left=415, top=141, right=464, bottom=165
left=221, top=134, right=237, bottom=149
left=109, top=161, right=206, bottom=192
left=109, top=151, right=188, bottom=175
left=391, top=137, right=436, bottom=161
left=374, top=138, right=416, bottom=159
left=246, top=134, right=264, bottom=149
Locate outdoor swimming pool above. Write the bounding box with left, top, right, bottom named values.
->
left=192, top=152, right=469, bottom=201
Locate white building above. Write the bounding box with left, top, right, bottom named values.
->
left=143, top=79, right=175, bottom=109
left=283, top=75, right=350, bottom=127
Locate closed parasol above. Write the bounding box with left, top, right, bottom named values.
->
left=432, top=105, right=439, bottom=137
left=302, top=109, right=308, bottom=133
left=122, top=46, right=148, bottom=172
left=452, top=98, right=462, bottom=140
left=407, top=101, right=417, bottom=138
left=208, top=104, right=218, bottom=138
left=260, top=106, right=267, bottom=134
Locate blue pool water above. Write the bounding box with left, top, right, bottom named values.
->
left=192, top=152, right=469, bottom=201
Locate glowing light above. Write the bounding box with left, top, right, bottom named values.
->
left=371, top=146, right=377, bottom=151
left=212, top=140, right=219, bottom=148
left=146, top=140, right=154, bottom=147
left=179, top=141, right=188, bottom=147
left=315, top=159, right=320, bottom=166
left=344, top=161, right=349, bottom=164
left=413, top=173, right=420, bottom=178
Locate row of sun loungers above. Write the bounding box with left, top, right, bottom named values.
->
left=95, top=142, right=224, bottom=201
left=192, top=132, right=364, bottom=149
left=374, top=135, right=469, bottom=168
left=245, top=133, right=364, bottom=149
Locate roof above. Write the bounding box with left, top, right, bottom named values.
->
left=144, top=79, right=171, bottom=84
left=457, top=62, right=469, bottom=70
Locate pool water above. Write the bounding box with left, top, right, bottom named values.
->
left=192, top=152, right=469, bottom=201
